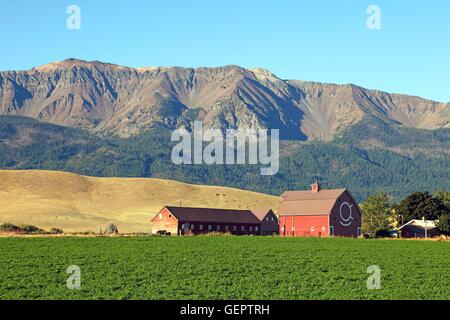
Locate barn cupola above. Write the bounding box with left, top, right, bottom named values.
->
left=311, top=181, right=321, bottom=193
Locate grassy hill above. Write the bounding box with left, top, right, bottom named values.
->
left=0, top=170, right=281, bottom=233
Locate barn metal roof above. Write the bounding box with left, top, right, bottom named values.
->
left=397, top=219, right=437, bottom=231
left=164, top=206, right=261, bottom=224
left=281, top=189, right=346, bottom=200
left=279, top=199, right=338, bottom=215
left=279, top=189, right=348, bottom=216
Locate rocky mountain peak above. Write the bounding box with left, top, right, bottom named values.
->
left=0, top=59, right=448, bottom=139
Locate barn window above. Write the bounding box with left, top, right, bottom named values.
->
left=271, top=217, right=274, bottom=222
left=225, top=225, right=229, bottom=232
left=168, top=214, right=172, bottom=218
left=159, top=213, right=162, bottom=220
left=241, top=226, right=245, bottom=232
left=217, top=225, right=220, bottom=231
left=322, top=226, right=326, bottom=232
left=233, top=226, right=237, bottom=231
left=249, top=226, right=253, bottom=232
left=208, top=225, right=212, bottom=231
left=191, top=224, right=195, bottom=230
left=311, top=226, right=315, bottom=232
left=181, top=224, right=185, bottom=230
left=266, top=217, right=269, bottom=221
left=199, top=225, right=203, bottom=231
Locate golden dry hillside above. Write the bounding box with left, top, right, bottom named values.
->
left=0, top=170, right=282, bottom=233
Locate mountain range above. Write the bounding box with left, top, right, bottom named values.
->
left=1, top=58, right=448, bottom=140
left=0, top=59, right=448, bottom=201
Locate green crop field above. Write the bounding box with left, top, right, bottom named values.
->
left=0, top=237, right=449, bottom=300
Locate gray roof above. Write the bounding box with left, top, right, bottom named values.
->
left=164, top=206, right=260, bottom=224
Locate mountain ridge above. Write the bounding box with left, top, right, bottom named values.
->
left=1, top=58, right=448, bottom=140
left=0, top=59, right=448, bottom=201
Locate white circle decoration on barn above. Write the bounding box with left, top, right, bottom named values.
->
left=339, top=202, right=354, bottom=227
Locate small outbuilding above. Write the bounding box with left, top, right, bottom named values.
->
left=397, top=220, right=441, bottom=238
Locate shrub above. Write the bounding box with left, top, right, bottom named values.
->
left=0, top=223, right=21, bottom=233
left=19, top=225, right=44, bottom=234
left=375, top=229, right=391, bottom=238
left=436, top=214, right=449, bottom=234
left=105, top=223, right=119, bottom=235
left=49, top=228, right=64, bottom=234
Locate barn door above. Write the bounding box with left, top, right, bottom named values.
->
left=357, top=227, right=362, bottom=237
left=329, top=226, right=335, bottom=237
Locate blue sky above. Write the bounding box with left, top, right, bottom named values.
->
left=1, top=0, right=449, bottom=102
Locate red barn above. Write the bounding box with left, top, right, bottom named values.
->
left=151, top=206, right=261, bottom=235
left=279, top=182, right=362, bottom=237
